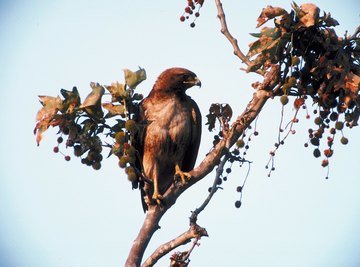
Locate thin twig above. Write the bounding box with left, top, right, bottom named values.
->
left=192, top=153, right=230, bottom=218
left=215, top=0, right=251, bottom=66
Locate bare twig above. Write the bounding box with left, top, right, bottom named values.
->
left=192, top=153, right=230, bottom=218
left=215, top=0, right=251, bottom=66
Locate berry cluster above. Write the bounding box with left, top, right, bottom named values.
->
left=248, top=4, right=359, bottom=176
left=180, top=0, right=204, bottom=28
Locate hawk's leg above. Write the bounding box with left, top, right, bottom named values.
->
left=174, top=164, right=192, bottom=185
left=152, top=176, right=163, bottom=205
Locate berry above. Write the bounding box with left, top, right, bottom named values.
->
left=310, top=137, right=320, bottom=146
left=53, top=146, right=59, bottom=153
left=324, top=149, right=333, bottom=158
left=115, top=131, right=126, bottom=144
left=64, top=155, right=71, bottom=161
left=314, top=117, right=323, bottom=125
left=125, top=120, right=136, bottom=132
left=73, top=145, right=83, bottom=157
left=340, top=137, right=348, bottom=145
left=57, top=137, right=63, bottom=144
left=125, top=145, right=136, bottom=157
left=235, top=200, right=242, bottom=208
left=127, top=172, right=137, bottom=182
left=236, top=139, right=245, bottom=148
left=190, top=22, right=195, bottom=28
left=280, top=95, right=289, bottom=105
left=313, top=148, right=321, bottom=158
left=329, top=112, right=338, bottom=121
left=92, top=162, right=101, bottom=170
left=195, top=12, right=200, bottom=17
left=118, top=156, right=128, bottom=168
left=180, top=16, right=186, bottom=22
left=236, top=186, right=242, bottom=192
left=335, top=121, right=344, bottom=130
left=321, top=159, right=329, bottom=167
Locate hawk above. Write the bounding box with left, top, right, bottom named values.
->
left=133, top=67, right=202, bottom=211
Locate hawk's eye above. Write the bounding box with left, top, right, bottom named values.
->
left=182, top=74, right=190, bottom=80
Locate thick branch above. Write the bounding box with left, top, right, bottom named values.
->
left=125, top=206, right=166, bottom=267
left=142, top=223, right=208, bottom=266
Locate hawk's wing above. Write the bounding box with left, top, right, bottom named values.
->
left=181, top=98, right=202, bottom=172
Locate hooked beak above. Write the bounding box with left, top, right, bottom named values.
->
left=184, top=76, right=201, bottom=88
left=194, top=76, right=202, bottom=87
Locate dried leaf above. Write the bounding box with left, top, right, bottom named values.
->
left=105, top=81, right=127, bottom=102
left=123, top=67, right=147, bottom=89
left=60, top=86, right=81, bottom=113
left=36, top=95, right=63, bottom=121
left=79, top=82, right=105, bottom=121
left=257, top=5, right=287, bottom=27
left=296, top=3, right=320, bottom=28
left=102, top=103, right=126, bottom=118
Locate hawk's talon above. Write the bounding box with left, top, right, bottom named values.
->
left=152, top=192, right=164, bottom=205
left=174, top=164, right=192, bottom=185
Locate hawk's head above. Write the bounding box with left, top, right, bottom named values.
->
left=152, top=67, right=201, bottom=95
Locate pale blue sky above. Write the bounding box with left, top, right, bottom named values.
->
left=1, top=1, right=360, bottom=266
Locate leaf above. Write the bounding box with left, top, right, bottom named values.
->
left=320, top=12, right=339, bottom=27
left=102, top=103, right=126, bottom=118
left=123, top=67, right=147, bottom=89
left=247, top=28, right=281, bottom=58
left=105, top=81, right=127, bottom=102
left=34, top=95, right=63, bottom=145
left=257, top=5, right=287, bottom=27
left=60, top=86, right=81, bottom=113
left=79, top=83, right=105, bottom=121
left=295, top=3, right=320, bottom=28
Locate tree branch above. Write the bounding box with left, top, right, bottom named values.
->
left=142, top=222, right=208, bottom=267
left=192, top=152, right=230, bottom=217
left=215, top=0, right=250, bottom=66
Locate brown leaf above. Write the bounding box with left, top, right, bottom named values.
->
left=257, top=6, right=287, bottom=27
left=105, top=81, right=127, bottom=102
left=102, top=103, right=126, bottom=118
left=296, top=3, right=320, bottom=28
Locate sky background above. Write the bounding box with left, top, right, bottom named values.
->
left=1, top=0, right=360, bottom=266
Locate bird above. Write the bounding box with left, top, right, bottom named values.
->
left=133, top=67, right=202, bottom=211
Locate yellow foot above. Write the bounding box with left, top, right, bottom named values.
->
left=174, top=164, right=192, bottom=185
left=152, top=192, right=164, bottom=205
